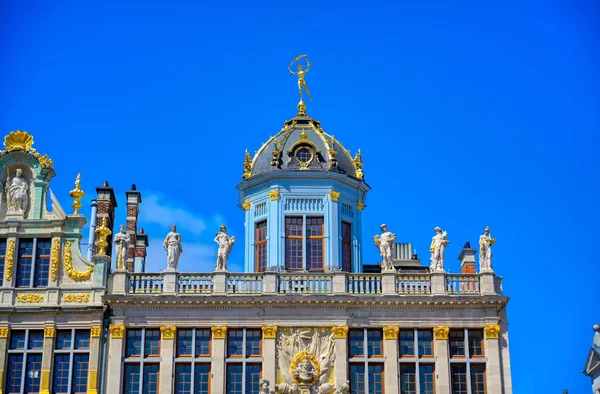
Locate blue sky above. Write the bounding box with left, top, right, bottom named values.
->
left=1, top=0, right=599, bottom=392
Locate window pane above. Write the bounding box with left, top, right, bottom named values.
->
left=176, top=364, right=192, bottom=393
left=16, top=239, right=34, bottom=287
left=75, top=330, right=90, bottom=349
left=55, top=330, right=72, bottom=349
left=468, top=329, right=484, bottom=357
left=419, top=364, right=435, bottom=394
left=177, top=329, right=193, bottom=357
left=227, top=329, right=244, bottom=357
left=349, top=363, right=365, bottom=394
left=25, top=354, right=42, bottom=392
left=145, top=329, right=160, bottom=357
left=418, top=329, right=433, bottom=357
left=255, top=221, right=268, bottom=272
left=451, top=364, right=468, bottom=394
left=124, top=364, right=141, bottom=394
left=126, top=329, right=143, bottom=357
left=53, top=354, right=70, bottom=394
left=285, top=217, right=303, bottom=270
left=367, top=329, right=382, bottom=357
left=400, top=364, right=416, bottom=394
left=7, top=354, right=24, bottom=393
left=0, top=239, right=6, bottom=280
left=226, top=364, right=243, bottom=394
left=306, top=217, right=324, bottom=271
left=470, top=364, right=486, bottom=394
left=194, top=364, right=211, bottom=394
left=72, top=354, right=89, bottom=392
left=450, top=329, right=465, bottom=357
left=34, top=239, right=51, bottom=287
left=28, top=330, right=44, bottom=349
left=143, top=364, right=159, bottom=394
left=400, top=330, right=415, bottom=356
left=195, top=329, right=211, bottom=357
left=341, top=222, right=352, bottom=272
left=246, top=329, right=261, bottom=357
left=9, top=330, right=26, bottom=349
left=349, top=329, right=364, bottom=357
left=368, top=364, right=384, bottom=394
left=245, top=364, right=262, bottom=394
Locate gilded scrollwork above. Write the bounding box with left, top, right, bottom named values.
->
left=44, top=327, right=55, bottom=338
left=160, top=325, right=177, bottom=339
left=329, top=190, right=340, bottom=202
left=17, top=294, right=45, bottom=303
left=0, top=327, right=9, bottom=338
left=383, top=326, right=399, bottom=340
left=269, top=189, right=280, bottom=201
left=484, top=324, right=501, bottom=339
left=331, top=325, right=349, bottom=339
left=109, top=324, right=125, bottom=339
left=63, top=241, right=93, bottom=281
left=262, top=325, right=278, bottom=339
left=433, top=326, right=450, bottom=340
left=90, top=326, right=102, bottom=338
left=4, top=239, right=14, bottom=281
left=212, top=325, right=227, bottom=339
left=51, top=238, right=60, bottom=282
left=63, top=294, right=90, bottom=303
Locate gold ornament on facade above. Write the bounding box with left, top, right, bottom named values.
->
left=383, top=326, right=400, bottom=340
left=373, top=234, right=380, bottom=246
left=160, top=326, right=177, bottom=339
left=242, top=149, right=253, bottom=179
left=91, top=326, right=102, bottom=338
left=63, top=293, right=90, bottom=303
left=329, top=190, right=340, bottom=202
left=4, top=239, right=14, bottom=281
left=269, top=189, right=280, bottom=201
left=331, top=325, right=349, bottom=339
left=0, top=327, right=9, bottom=338
left=17, top=293, right=45, bottom=303
left=433, top=326, right=450, bottom=340
left=300, top=129, right=308, bottom=139
left=484, top=324, right=501, bottom=339
left=51, top=238, right=60, bottom=282
left=352, top=149, right=365, bottom=179
left=290, top=351, right=320, bottom=385
left=357, top=201, right=365, bottom=211
left=44, top=327, right=55, bottom=338
left=211, top=325, right=227, bottom=339
left=116, top=243, right=124, bottom=270
left=262, top=325, right=278, bottom=339
left=88, top=370, right=98, bottom=394
left=4, top=130, right=34, bottom=152
left=242, top=200, right=251, bottom=211
left=69, top=173, right=86, bottom=215
left=95, top=217, right=112, bottom=255
left=109, top=324, right=125, bottom=339
left=63, top=241, right=93, bottom=281
left=40, top=369, right=51, bottom=394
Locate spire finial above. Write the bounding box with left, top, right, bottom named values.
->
left=69, top=173, right=86, bottom=215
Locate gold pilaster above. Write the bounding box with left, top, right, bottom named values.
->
left=211, top=325, right=227, bottom=339
left=356, top=201, right=365, bottom=211
left=109, top=324, right=125, bottom=339
left=90, top=326, right=102, bottom=338
left=269, top=189, right=280, bottom=201
left=383, top=326, right=399, bottom=340
left=242, top=200, right=251, bottom=211
left=160, top=326, right=177, bottom=339
left=332, top=325, right=349, bottom=339
left=44, top=327, right=54, bottom=338
left=484, top=324, right=501, bottom=339
left=39, top=369, right=50, bottom=394
left=433, top=326, right=450, bottom=340
left=0, top=327, right=8, bottom=338
left=87, top=369, right=98, bottom=394
left=329, top=190, right=340, bottom=201
left=262, top=325, right=278, bottom=339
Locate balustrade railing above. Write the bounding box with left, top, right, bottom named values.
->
left=178, top=274, right=214, bottom=294
left=446, top=274, right=480, bottom=294
left=397, top=274, right=431, bottom=294
left=128, top=274, right=164, bottom=294
left=228, top=274, right=264, bottom=294
left=278, top=273, right=333, bottom=294
left=347, top=274, right=382, bottom=294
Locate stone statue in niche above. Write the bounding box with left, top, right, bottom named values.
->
left=429, top=227, right=449, bottom=272
left=6, top=168, right=29, bottom=213
left=375, top=224, right=396, bottom=272
left=479, top=226, right=496, bottom=272
left=214, top=225, right=235, bottom=271
left=113, top=225, right=130, bottom=270
left=163, top=224, right=183, bottom=271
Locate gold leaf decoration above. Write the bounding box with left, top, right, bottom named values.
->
left=63, top=241, right=93, bottom=281
left=262, top=325, right=278, bottom=339
left=17, top=294, right=45, bottom=303
left=4, top=130, right=33, bottom=152
left=5, top=239, right=14, bottom=281
left=160, top=326, right=177, bottom=339
left=433, top=326, right=450, bottom=340
left=51, top=238, right=60, bottom=282
left=211, top=325, right=227, bottom=339
left=63, top=294, right=90, bottom=303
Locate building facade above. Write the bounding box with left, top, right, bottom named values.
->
left=0, top=100, right=512, bottom=394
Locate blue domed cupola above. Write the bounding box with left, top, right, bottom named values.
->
left=237, top=103, right=370, bottom=273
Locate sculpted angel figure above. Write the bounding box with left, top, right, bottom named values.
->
left=479, top=226, right=496, bottom=272
left=113, top=225, right=130, bottom=270
left=258, top=379, right=275, bottom=394
left=6, top=168, right=29, bottom=213
left=429, top=227, right=449, bottom=272
left=214, top=225, right=235, bottom=271
left=375, top=224, right=396, bottom=272
left=288, top=54, right=313, bottom=101
left=163, top=224, right=183, bottom=271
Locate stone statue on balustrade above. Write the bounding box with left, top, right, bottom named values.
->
left=5, top=168, right=29, bottom=214
left=375, top=224, right=396, bottom=272
left=479, top=226, right=496, bottom=272
left=163, top=224, right=183, bottom=271
left=113, top=225, right=130, bottom=270
left=214, top=225, right=235, bottom=271
left=429, top=227, right=449, bottom=272
left=258, top=379, right=276, bottom=394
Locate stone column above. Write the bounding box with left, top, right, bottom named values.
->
left=0, top=327, right=8, bottom=391
left=484, top=325, right=503, bottom=394
left=262, top=325, right=278, bottom=385
left=105, top=324, right=125, bottom=394
left=383, top=326, right=399, bottom=393
left=332, top=326, right=349, bottom=388
left=40, top=326, right=55, bottom=394
left=433, top=326, right=450, bottom=394
left=88, top=325, right=103, bottom=394
left=211, top=326, right=227, bottom=394
left=160, top=326, right=176, bottom=394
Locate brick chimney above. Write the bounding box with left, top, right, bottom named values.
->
left=135, top=227, right=149, bottom=272
left=125, top=184, right=141, bottom=272
left=95, top=181, right=117, bottom=257
left=457, top=242, right=477, bottom=274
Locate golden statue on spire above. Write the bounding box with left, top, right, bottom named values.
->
left=288, top=55, right=313, bottom=102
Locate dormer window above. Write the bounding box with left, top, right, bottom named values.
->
left=294, top=145, right=314, bottom=169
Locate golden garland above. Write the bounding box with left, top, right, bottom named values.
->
left=17, top=294, right=44, bottom=303
left=4, top=239, right=15, bottom=281
left=51, top=238, right=60, bottom=282
left=63, top=241, right=93, bottom=281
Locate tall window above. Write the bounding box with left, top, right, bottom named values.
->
left=399, top=329, right=434, bottom=394
left=348, top=328, right=384, bottom=394
left=123, top=328, right=160, bottom=394
left=175, top=328, right=211, bottom=394
left=53, top=329, right=90, bottom=394
left=0, top=239, right=6, bottom=280
left=16, top=238, right=51, bottom=288
left=226, top=328, right=262, bottom=394
left=284, top=217, right=324, bottom=271
left=255, top=221, right=267, bottom=272
left=7, top=330, right=44, bottom=393
left=450, top=329, right=486, bottom=394
left=341, top=222, right=352, bottom=272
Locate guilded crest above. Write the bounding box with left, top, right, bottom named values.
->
left=4, top=130, right=34, bottom=152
